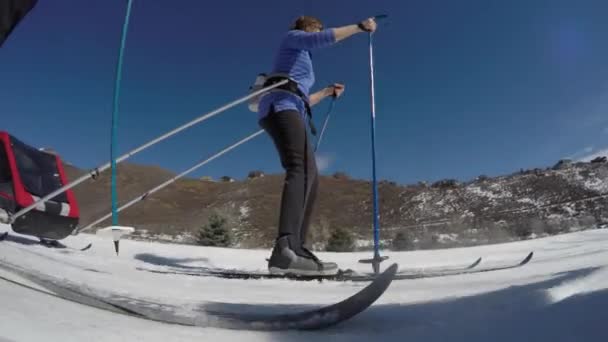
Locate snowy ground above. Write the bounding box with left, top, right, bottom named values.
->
left=0, top=223, right=607, bottom=341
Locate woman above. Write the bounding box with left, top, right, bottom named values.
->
left=259, top=15, right=378, bottom=275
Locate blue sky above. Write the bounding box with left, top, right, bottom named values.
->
left=2, top=0, right=608, bottom=186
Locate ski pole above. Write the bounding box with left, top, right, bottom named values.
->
left=359, top=14, right=389, bottom=274
left=81, top=93, right=336, bottom=236
left=9, top=79, right=288, bottom=224
left=109, top=0, right=134, bottom=254
left=314, top=96, right=336, bottom=152
left=74, top=130, right=264, bottom=235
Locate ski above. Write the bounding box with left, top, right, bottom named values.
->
left=136, top=252, right=532, bottom=282
left=39, top=238, right=93, bottom=252
left=0, top=232, right=92, bottom=251
left=138, top=266, right=361, bottom=282
left=362, top=252, right=532, bottom=281
left=80, top=243, right=93, bottom=251
left=138, top=256, right=481, bottom=282
left=395, top=256, right=481, bottom=276
left=0, top=259, right=399, bottom=330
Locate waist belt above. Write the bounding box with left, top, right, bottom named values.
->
left=263, top=76, right=317, bottom=136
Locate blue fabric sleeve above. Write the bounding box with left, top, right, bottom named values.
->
left=283, top=29, right=336, bottom=50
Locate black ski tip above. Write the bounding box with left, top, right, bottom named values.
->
left=383, top=263, right=399, bottom=277
left=80, top=243, right=93, bottom=251
left=39, top=238, right=66, bottom=249
left=468, top=257, right=482, bottom=269
left=300, top=262, right=399, bottom=330
left=519, top=251, right=534, bottom=266
left=0, top=232, right=8, bottom=241
left=208, top=262, right=400, bottom=330
left=114, top=241, right=120, bottom=255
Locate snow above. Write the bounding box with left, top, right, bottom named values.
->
left=517, top=197, right=539, bottom=206
left=584, top=178, right=608, bottom=193
left=466, top=184, right=514, bottom=205
left=460, top=210, right=475, bottom=218
left=436, top=233, right=459, bottom=243
left=467, top=185, right=502, bottom=200
left=563, top=167, right=608, bottom=193
left=1, top=223, right=607, bottom=341
left=578, top=149, right=608, bottom=163
left=239, top=205, right=250, bottom=219
left=412, top=192, right=432, bottom=211
left=547, top=267, right=608, bottom=303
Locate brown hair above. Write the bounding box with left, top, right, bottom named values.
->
left=290, top=16, right=323, bottom=32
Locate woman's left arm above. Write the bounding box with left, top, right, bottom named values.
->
left=309, top=84, right=344, bottom=106
left=309, top=87, right=333, bottom=107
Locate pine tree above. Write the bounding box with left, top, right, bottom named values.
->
left=197, top=213, right=232, bottom=247
left=326, top=228, right=355, bottom=252
left=391, top=231, right=412, bottom=251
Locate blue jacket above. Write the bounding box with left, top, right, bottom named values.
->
left=258, top=29, right=336, bottom=121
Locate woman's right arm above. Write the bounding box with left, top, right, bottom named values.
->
left=332, top=17, right=377, bottom=42
left=284, top=17, right=378, bottom=50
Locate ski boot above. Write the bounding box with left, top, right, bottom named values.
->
left=268, top=236, right=339, bottom=276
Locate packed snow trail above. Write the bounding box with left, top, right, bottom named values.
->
left=0, top=223, right=607, bottom=341
left=0, top=258, right=398, bottom=330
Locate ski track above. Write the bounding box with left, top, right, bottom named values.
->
left=0, top=223, right=606, bottom=341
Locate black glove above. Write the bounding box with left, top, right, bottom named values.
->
left=328, top=85, right=338, bottom=98
left=358, top=21, right=372, bottom=32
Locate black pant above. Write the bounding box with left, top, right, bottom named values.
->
left=259, top=108, right=318, bottom=253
